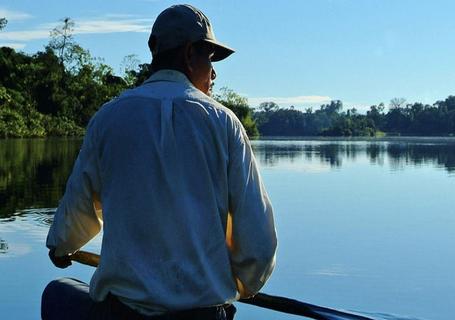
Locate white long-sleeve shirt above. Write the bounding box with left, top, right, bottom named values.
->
left=46, top=69, right=277, bottom=315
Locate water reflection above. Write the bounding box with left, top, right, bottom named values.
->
left=0, top=238, right=8, bottom=253
left=252, top=138, right=455, bottom=173
left=1, top=138, right=454, bottom=220
left=0, top=138, right=81, bottom=219
left=0, top=208, right=56, bottom=227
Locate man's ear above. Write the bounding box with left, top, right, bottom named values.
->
left=148, top=35, right=158, bottom=57
left=183, top=42, right=195, bottom=74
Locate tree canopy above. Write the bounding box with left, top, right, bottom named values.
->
left=0, top=18, right=7, bottom=30
left=253, top=97, right=455, bottom=137
left=213, top=87, right=259, bottom=137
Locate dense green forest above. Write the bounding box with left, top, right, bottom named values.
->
left=254, top=96, right=455, bottom=137
left=1, top=17, right=454, bottom=138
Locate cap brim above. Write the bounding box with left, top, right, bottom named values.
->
left=204, top=39, right=235, bottom=62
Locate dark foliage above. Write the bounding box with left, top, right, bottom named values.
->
left=253, top=97, right=455, bottom=137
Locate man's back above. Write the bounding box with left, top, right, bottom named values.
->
left=47, top=69, right=276, bottom=315
left=92, top=70, right=238, bottom=313
left=43, top=6, right=276, bottom=319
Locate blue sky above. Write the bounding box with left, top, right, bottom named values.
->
left=1, top=0, right=454, bottom=112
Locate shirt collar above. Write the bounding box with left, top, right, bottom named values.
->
left=144, top=69, right=193, bottom=87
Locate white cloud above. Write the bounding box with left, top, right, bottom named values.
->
left=248, top=95, right=332, bottom=108
left=246, top=95, right=376, bottom=114
left=0, top=8, right=32, bottom=21
left=0, top=29, right=49, bottom=41
left=0, top=15, right=153, bottom=43
left=0, top=42, right=26, bottom=49
left=74, top=18, right=153, bottom=34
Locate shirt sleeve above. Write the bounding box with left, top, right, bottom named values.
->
left=46, top=118, right=103, bottom=256
left=227, top=117, right=277, bottom=295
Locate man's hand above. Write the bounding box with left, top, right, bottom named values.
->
left=48, top=248, right=72, bottom=269
left=235, top=277, right=255, bottom=299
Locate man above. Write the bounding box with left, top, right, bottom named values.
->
left=42, top=4, right=277, bottom=320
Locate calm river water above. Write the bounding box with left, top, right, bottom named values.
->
left=1, top=138, right=454, bottom=320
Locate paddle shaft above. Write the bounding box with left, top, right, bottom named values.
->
left=70, top=250, right=373, bottom=320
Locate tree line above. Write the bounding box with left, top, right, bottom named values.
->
left=1, top=17, right=454, bottom=138
left=254, top=97, right=455, bottom=137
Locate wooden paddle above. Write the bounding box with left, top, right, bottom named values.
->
left=71, top=250, right=374, bottom=320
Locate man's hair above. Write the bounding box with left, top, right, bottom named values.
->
left=150, top=40, right=215, bottom=74
left=150, top=45, right=186, bottom=74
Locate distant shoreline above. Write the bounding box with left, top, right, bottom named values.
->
left=2, top=135, right=455, bottom=143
